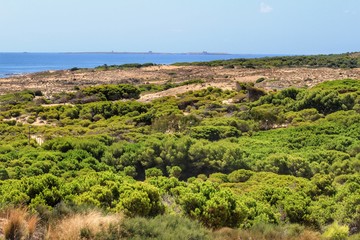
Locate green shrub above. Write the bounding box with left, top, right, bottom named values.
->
left=228, top=169, right=254, bottom=183
left=81, top=84, right=141, bottom=100
left=117, top=182, right=164, bottom=217
left=322, top=221, right=349, bottom=240
left=145, top=167, right=163, bottom=178
left=256, top=77, right=266, bottom=83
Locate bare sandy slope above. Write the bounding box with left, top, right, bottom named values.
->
left=1, top=65, right=360, bottom=97
left=139, top=82, right=234, bottom=102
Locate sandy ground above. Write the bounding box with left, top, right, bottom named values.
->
left=139, top=82, right=234, bottom=102
left=1, top=66, right=360, bottom=98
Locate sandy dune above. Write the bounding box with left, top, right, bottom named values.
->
left=1, top=66, right=360, bottom=97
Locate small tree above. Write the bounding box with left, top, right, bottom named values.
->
left=145, top=167, right=163, bottom=179
left=168, top=166, right=182, bottom=179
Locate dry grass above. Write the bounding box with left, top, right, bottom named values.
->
left=212, top=226, right=322, bottom=240
left=46, top=211, right=122, bottom=240
left=1, top=207, right=39, bottom=240
left=27, top=215, right=38, bottom=238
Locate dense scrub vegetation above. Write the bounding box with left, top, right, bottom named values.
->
left=174, top=52, right=360, bottom=69
left=94, top=62, right=158, bottom=71
left=1, top=79, right=360, bottom=239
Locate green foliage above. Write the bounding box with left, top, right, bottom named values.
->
left=49, top=84, right=141, bottom=104
left=256, top=77, right=266, bottom=83
left=43, top=137, right=75, bottom=152
left=145, top=167, right=163, bottom=178
left=322, top=221, right=349, bottom=240
left=95, top=62, right=157, bottom=70
left=174, top=53, right=360, bottom=68
left=81, top=84, right=141, bottom=100
left=228, top=169, right=254, bottom=183
left=280, top=193, right=311, bottom=223
left=167, top=166, right=182, bottom=178
left=124, top=166, right=137, bottom=177
left=175, top=181, right=248, bottom=228
left=294, top=90, right=347, bottom=114
left=313, top=79, right=360, bottom=92
left=249, top=104, right=284, bottom=128
left=117, top=214, right=210, bottom=240
left=2, top=78, right=360, bottom=235
left=0, top=90, right=36, bottom=105
left=258, top=153, right=312, bottom=178
left=200, top=117, right=253, bottom=133
left=117, top=182, right=164, bottom=217
left=190, top=126, right=240, bottom=141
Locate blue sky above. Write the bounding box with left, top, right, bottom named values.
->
left=1, top=0, right=359, bottom=54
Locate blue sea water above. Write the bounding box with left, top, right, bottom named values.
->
left=0, top=52, right=276, bottom=78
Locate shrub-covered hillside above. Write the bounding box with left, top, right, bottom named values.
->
left=0, top=79, right=360, bottom=239
left=174, top=52, right=360, bottom=69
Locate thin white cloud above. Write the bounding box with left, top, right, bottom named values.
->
left=260, top=2, right=273, bottom=13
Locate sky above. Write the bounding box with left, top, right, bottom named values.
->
left=1, top=0, right=359, bottom=54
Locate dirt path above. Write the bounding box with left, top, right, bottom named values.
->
left=139, top=82, right=234, bottom=102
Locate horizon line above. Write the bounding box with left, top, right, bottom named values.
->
left=0, top=51, right=288, bottom=56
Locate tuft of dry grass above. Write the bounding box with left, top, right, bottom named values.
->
left=212, top=227, right=239, bottom=240
left=27, top=215, right=38, bottom=238
left=46, top=210, right=122, bottom=240
left=297, top=230, right=322, bottom=240
left=2, top=207, right=39, bottom=240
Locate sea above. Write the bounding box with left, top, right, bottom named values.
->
left=0, top=52, right=277, bottom=78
